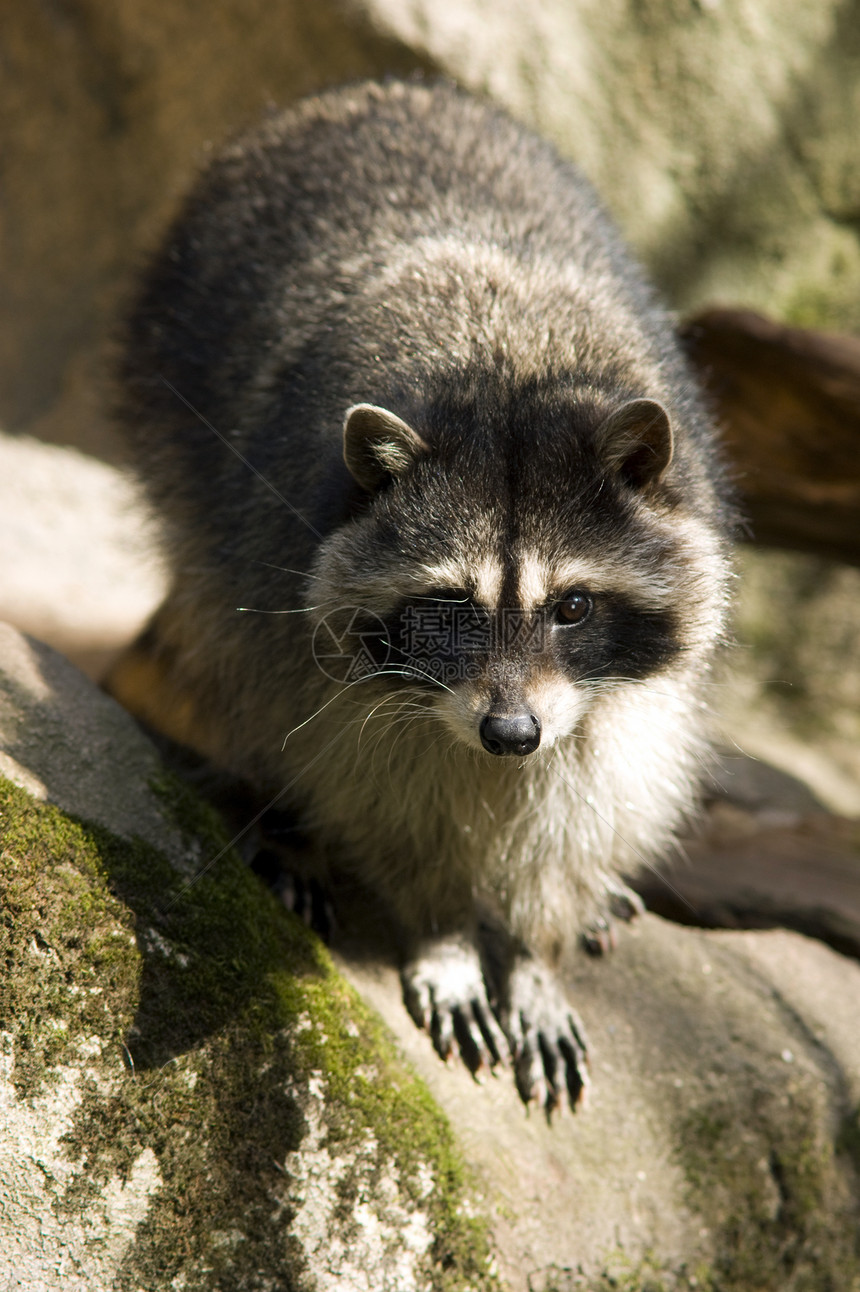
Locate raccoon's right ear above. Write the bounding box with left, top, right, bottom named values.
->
left=598, top=398, right=674, bottom=489
left=343, top=404, right=430, bottom=492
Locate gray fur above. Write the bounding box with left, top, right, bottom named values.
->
left=114, top=80, right=733, bottom=1106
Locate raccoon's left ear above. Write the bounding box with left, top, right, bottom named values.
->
left=343, top=404, right=430, bottom=492
left=598, top=398, right=674, bottom=489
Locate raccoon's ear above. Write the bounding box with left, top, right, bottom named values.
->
left=598, top=398, right=674, bottom=489
left=343, top=403, right=430, bottom=492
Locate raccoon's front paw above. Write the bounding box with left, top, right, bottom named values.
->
left=401, top=935, right=507, bottom=1076
left=582, top=876, right=645, bottom=956
left=501, top=957, right=589, bottom=1114
left=249, top=848, right=335, bottom=941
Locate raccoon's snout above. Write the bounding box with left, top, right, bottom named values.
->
left=479, top=711, right=541, bottom=757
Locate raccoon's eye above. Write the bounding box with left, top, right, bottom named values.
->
left=556, top=590, right=593, bottom=625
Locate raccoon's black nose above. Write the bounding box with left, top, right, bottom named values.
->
left=480, top=712, right=541, bottom=757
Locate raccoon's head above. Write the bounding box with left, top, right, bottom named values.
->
left=309, top=383, right=726, bottom=759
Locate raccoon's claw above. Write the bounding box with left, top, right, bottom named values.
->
left=603, top=876, right=646, bottom=923
left=247, top=812, right=335, bottom=941
left=456, top=996, right=508, bottom=1074
left=279, top=871, right=335, bottom=938
left=583, top=878, right=645, bottom=956
left=501, top=957, right=589, bottom=1115
left=402, top=936, right=507, bottom=1076
left=251, top=852, right=335, bottom=941
left=582, top=916, right=617, bottom=957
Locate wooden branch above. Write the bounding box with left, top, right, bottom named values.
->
left=679, top=308, right=860, bottom=564
left=633, top=802, right=860, bottom=962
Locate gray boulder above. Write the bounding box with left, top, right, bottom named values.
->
left=1, top=622, right=858, bottom=1289
left=0, top=625, right=495, bottom=1291
left=0, top=432, right=165, bottom=680
left=347, top=917, right=860, bottom=1289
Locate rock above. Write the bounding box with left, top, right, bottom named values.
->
left=0, top=623, right=178, bottom=862
left=5, top=0, right=860, bottom=459
left=0, top=433, right=165, bottom=680
left=0, top=626, right=496, bottom=1290
left=2, top=623, right=859, bottom=1289
left=345, top=914, right=860, bottom=1290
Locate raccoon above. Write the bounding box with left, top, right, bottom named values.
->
left=109, top=79, right=732, bottom=1111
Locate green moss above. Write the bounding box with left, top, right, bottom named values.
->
left=781, top=263, right=860, bottom=334
left=677, top=1089, right=860, bottom=1291
left=274, top=961, right=497, bottom=1286
left=526, top=1253, right=708, bottom=1292
left=0, top=787, right=140, bottom=1090
left=0, top=773, right=498, bottom=1291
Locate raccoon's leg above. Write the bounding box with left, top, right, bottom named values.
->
left=500, top=955, right=590, bottom=1113
left=401, top=934, right=508, bottom=1075
left=582, top=875, right=646, bottom=956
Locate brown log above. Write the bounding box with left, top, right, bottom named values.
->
left=636, top=811, right=860, bottom=961
left=679, top=307, right=860, bottom=564
left=632, top=750, right=860, bottom=962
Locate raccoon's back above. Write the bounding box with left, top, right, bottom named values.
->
left=116, top=80, right=671, bottom=544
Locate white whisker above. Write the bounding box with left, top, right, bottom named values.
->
left=237, top=604, right=327, bottom=614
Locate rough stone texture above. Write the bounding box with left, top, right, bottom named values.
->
left=4, top=0, right=860, bottom=458
left=344, top=923, right=860, bottom=1290
left=1, top=624, right=859, bottom=1289
left=0, top=622, right=176, bottom=858
left=0, top=627, right=496, bottom=1291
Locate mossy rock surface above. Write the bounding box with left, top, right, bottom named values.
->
left=2, top=629, right=860, bottom=1290
left=0, top=771, right=496, bottom=1290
